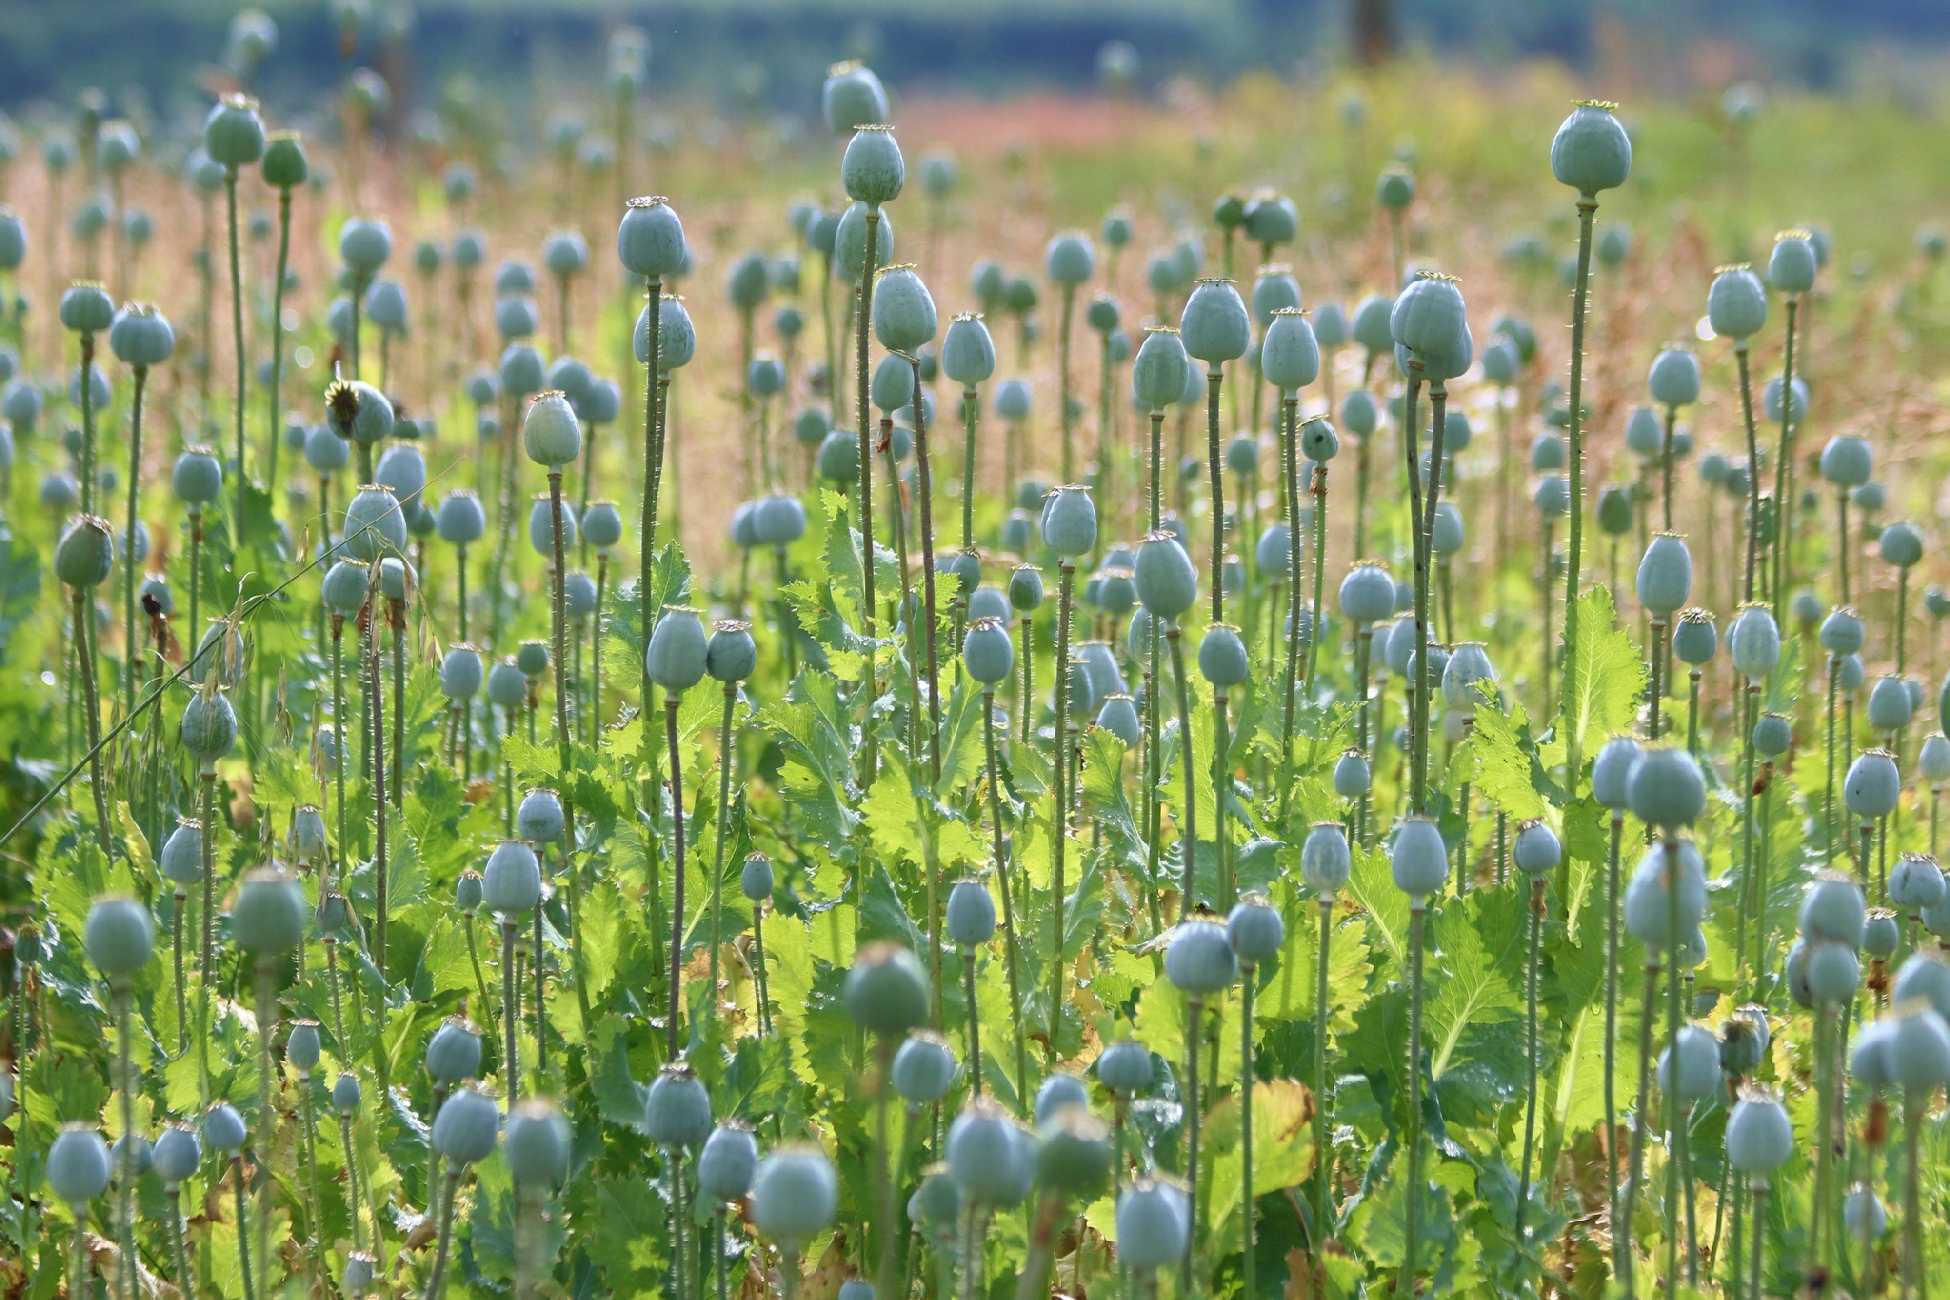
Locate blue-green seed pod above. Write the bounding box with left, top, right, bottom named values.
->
left=1658, top=1025, right=1722, bottom=1102
left=153, top=1123, right=202, bottom=1187
left=503, top=1098, right=569, bottom=1185
left=1391, top=815, right=1449, bottom=899
left=1045, top=232, right=1095, bottom=286
left=947, top=1101, right=1030, bottom=1206
left=1009, top=563, right=1045, bottom=612
left=84, top=896, right=154, bottom=980
left=1550, top=100, right=1632, bottom=195
left=1339, top=389, right=1378, bottom=439
left=204, top=93, right=265, bottom=168
left=1164, top=918, right=1237, bottom=995
left=946, top=878, right=996, bottom=947
left=430, top=1085, right=499, bottom=1166
left=1818, top=435, right=1872, bottom=488
left=1132, top=327, right=1190, bottom=410
left=872, top=266, right=936, bottom=355
left=1627, top=746, right=1706, bottom=827
left=1225, top=435, right=1258, bottom=478
left=1724, top=1086, right=1794, bottom=1175
left=1225, top=893, right=1284, bottom=966
left=1820, top=606, right=1864, bottom=657
left=740, top=853, right=774, bottom=903
left=527, top=494, right=577, bottom=555
left=517, top=787, right=565, bottom=845
left=233, top=869, right=306, bottom=954
left=1255, top=523, right=1290, bottom=577
left=843, top=941, right=931, bottom=1036
left=1260, top=308, right=1320, bottom=392
left=1852, top=482, right=1886, bottom=513
left=892, top=1032, right=959, bottom=1105
left=1197, top=624, right=1249, bottom=688
left=1707, top=264, right=1768, bottom=341
left=968, top=586, right=1012, bottom=625
left=439, top=645, right=482, bottom=701
left=1921, top=733, right=1950, bottom=786
left=843, top=125, right=905, bottom=207
left=823, top=61, right=890, bottom=134
left=179, top=689, right=237, bottom=766
left=55, top=514, right=113, bottom=588
left=1597, top=224, right=1632, bottom=266
left=1302, top=822, right=1352, bottom=896
left=1635, top=532, right=1693, bottom=616
left=108, top=303, right=176, bottom=368
left=160, top=818, right=204, bottom=886
left=698, top=1122, right=760, bottom=1203
left=1312, top=300, right=1349, bottom=351
left=435, top=490, right=487, bottom=546
left=1623, top=838, right=1707, bottom=945
left=941, top=313, right=996, bottom=387
left=1376, top=166, right=1415, bottom=210
left=522, top=390, right=582, bottom=469
left=617, top=196, right=685, bottom=280
left=1390, top=272, right=1472, bottom=380
left=1039, top=485, right=1097, bottom=558
left=342, top=484, right=405, bottom=561
left=1350, top=294, right=1394, bottom=359
left=817, top=430, right=860, bottom=483
left=1867, top=675, right=1913, bottom=733
left=1086, top=294, right=1119, bottom=334
left=1337, top=560, right=1395, bottom=625
left=1134, top=531, right=1196, bottom=619
left=1441, top=641, right=1496, bottom=707
left=1245, top=192, right=1298, bottom=247
left=1178, top=278, right=1250, bottom=364
left=1624, top=405, right=1663, bottom=460
left=1763, top=376, right=1808, bottom=426
left=644, top=1062, right=713, bottom=1147
left=993, top=377, right=1031, bottom=423
left=374, top=444, right=426, bottom=509
left=321, top=560, right=368, bottom=618
left=1250, top=266, right=1301, bottom=325
left=1513, top=820, right=1562, bottom=877
left=645, top=606, right=707, bottom=692
left=304, top=421, right=350, bottom=473
left=1798, top=870, right=1867, bottom=946
left=48, top=1125, right=112, bottom=1205
left=1879, top=521, right=1924, bottom=568
left=0, top=209, right=26, bottom=271
left=483, top=840, right=542, bottom=916
left=59, top=282, right=114, bottom=334
left=961, top=616, right=1014, bottom=686
left=1096, top=693, right=1141, bottom=746
left=494, top=294, right=538, bottom=341
left=1728, top=603, right=1781, bottom=682
left=337, top=217, right=392, bottom=280
left=1648, top=346, right=1701, bottom=406
left=1115, top=1178, right=1190, bottom=1272
left=1768, top=229, right=1818, bottom=295
left=1752, top=711, right=1793, bottom=760
left=1096, top=1040, right=1153, bottom=1096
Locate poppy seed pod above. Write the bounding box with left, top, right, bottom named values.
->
left=1298, top=419, right=1341, bottom=468
left=873, top=265, right=937, bottom=353
left=206, top=1100, right=251, bottom=1149
left=698, top=1122, right=759, bottom=1203
left=1724, top=1086, right=1794, bottom=1175
left=84, top=896, right=154, bottom=980
left=1844, top=748, right=1901, bottom=819
left=947, top=1100, right=1031, bottom=1206
left=204, top=94, right=265, bottom=168
left=1589, top=737, right=1641, bottom=814
left=1096, top=1040, right=1154, bottom=1097
left=941, top=313, right=996, bottom=387
left=179, top=689, right=238, bottom=766
left=233, top=869, right=306, bottom=954
left=946, top=878, right=997, bottom=947
left=645, top=1063, right=713, bottom=1147
left=844, top=942, right=931, bottom=1036
left=518, top=390, right=582, bottom=470
left=1131, top=530, right=1194, bottom=620
left=892, top=1032, right=959, bottom=1105
left=54, top=514, right=114, bottom=589
left=47, top=1125, right=112, bottom=1205
left=1623, top=839, right=1708, bottom=945
left=430, top=491, right=487, bottom=550
left=1727, top=604, right=1781, bottom=682
left=430, top=1085, right=500, bottom=1166
left=1768, top=230, right=1818, bottom=295
left=705, top=620, right=758, bottom=684
left=1550, top=100, right=1632, bottom=196
left=261, top=131, right=307, bottom=190
left=752, top=1145, right=839, bottom=1243
left=517, top=787, right=565, bottom=844
left=1036, top=1106, right=1112, bottom=1198
left=1817, top=606, right=1864, bottom=657
left=1818, top=435, right=1872, bottom=488
left=1250, top=267, right=1301, bottom=325
left=1116, top=1178, right=1191, bottom=1272
left=1868, top=675, right=1913, bottom=733
left=1665, top=609, right=1715, bottom=668
left=1197, top=624, right=1249, bottom=688
left=108, top=303, right=176, bottom=368
left=1800, top=871, right=1867, bottom=945
left=961, top=616, right=1014, bottom=687
left=1751, top=710, right=1792, bottom=760
left=425, top=1018, right=484, bottom=1085
left=483, top=839, right=542, bottom=916
left=1879, top=521, right=1924, bottom=568
left=1260, top=308, right=1321, bottom=393
left=634, top=296, right=697, bottom=372
left=59, top=281, right=114, bottom=335
left=1646, top=346, right=1701, bottom=407
left=1853, top=482, right=1886, bottom=512
left=1920, top=733, right=1950, bottom=785
left=646, top=606, right=708, bottom=692
left=1763, top=376, right=1808, bottom=426
left=503, top=1099, right=569, bottom=1185
left=1031, top=1072, right=1086, bottom=1124
left=153, top=1124, right=202, bottom=1187
left=1132, top=328, right=1191, bottom=410
left=1634, top=532, right=1693, bottom=616
left=1337, top=560, right=1395, bottom=626
left=740, top=852, right=775, bottom=903
left=1626, top=746, right=1706, bottom=828
left=1376, top=166, right=1415, bottom=210
left=823, top=61, right=889, bottom=134
left=617, top=196, right=685, bottom=280
left=1178, top=278, right=1250, bottom=364
left=160, top=819, right=204, bottom=886
left=1390, top=816, right=1449, bottom=899
left=341, top=484, right=406, bottom=562
left=1039, top=485, right=1097, bottom=558
left=1441, top=641, right=1496, bottom=708
left=1245, top=193, right=1298, bottom=246
left=842, top=125, right=905, bottom=207
left=1045, top=231, right=1095, bottom=286
left=1707, top=264, right=1769, bottom=341
left=1226, top=893, right=1284, bottom=966
left=1164, top=918, right=1238, bottom=995
left=1094, top=692, right=1139, bottom=746
left=1659, top=1024, right=1722, bottom=1102
left=1008, top=564, right=1045, bottom=613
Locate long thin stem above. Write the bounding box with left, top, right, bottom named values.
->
left=1622, top=958, right=1659, bottom=1299
left=665, top=696, right=687, bottom=1058
left=122, top=367, right=147, bottom=718
left=268, top=190, right=292, bottom=501
left=502, top=920, right=520, bottom=1110
left=423, top=1167, right=462, bottom=1299
left=984, top=691, right=1029, bottom=1105
left=234, top=1155, right=257, bottom=1300
left=226, top=170, right=248, bottom=539
left=856, top=214, right=881, bottom=786
left=709, top=684, right=735, bottom=1011
left=1735, top=345, right=1761, bottom=603
left=1314, top=899, right=1334, bottom=1244
left=71, top=590, right=112, bottom=854
left=1183, top=995, right=1203, bottom=1292
left=1047, top=560, right=1076, bottom=1054
left=1400, top=906, right=1427, bottom=1297
left=1519, top=877, right=1543, bottom=1241
left=1241, top=964, right=1257, bottom=1295
left=1169, top=626, right=1198, bottom=916
left=1562, top=198, right=1598, bottom=791
left=1771, top=298, right=1798, bottom=615
left=1277, top=396, right=1304, bottom=828
left=912, top=357, right=943, bottom=785
left=1207, top=367, right=1226, bottom=626
left=1604, top=811, right=1623, bottom=1242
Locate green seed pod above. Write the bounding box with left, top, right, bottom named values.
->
left=1302, top=822, right=1352, bottom=896
left=517, top=640, right=550, bottom=678
left=1131, top=327, right=1190, bottom=412
left=1627, top=745, right=1706, bottom=827
left=1623, top=839, right=1707, bottom=945
left=1045, top=232, right=1096, bottom=286
left=634, top=295, right=696, bottom=372
left=435, top=489, right=487, bottom=546
left=1337, top=560, right=1395, bottom=626
left=425, top=1017, right=483, bottom=1085
left=54, top=514, right=113, bottom=588
left=1752, top=710, right=1793, bottom=760
left=873, top=264, right=937, bottom=352
left=84, top=896, right=154, bottom=980
left=1550, top=99, right=1632, bottom=196
left=454, top=873, right=483, bottom=914
left=1513, top=820, right=1562, bottom=877
left=843, top=941, right=931, bottom=1036
left=961, top=616, right=1014, bottom=686
left=1768, top=229, right=1818, bottom=295
left=342, top=484, right=406, bottom=561
left=751, top=1144, right=838, bottom=1244
left=204, top=93, right=265, bottom=168
left=941, top=313, right=996, bottom=387
left=1376, top=166, right=1415, bottom=211
left=617, top=196, right=685, bottom=280
left=645, top=605, right=707, bottom=692
left=1646, top=344, right=1702, bottom=408
left=698, top=1121, right=759, bottom=1202
left=1096, top=693, right=1141, bottom=746
left=1724, top=1085, right=1794, bottom=1174
left=1921, top=734, right=1950, bottom=786
left=871, top=356, right=915, bottom=415
left=1635, top=532, right=1693, bottom=616
left=1197, top=623, right=1249, bottom=688
left=645, top=1063, right=713, bottom=1147
left=1178, top=278, right=1250, bottom=364
left=822, top=61, right=890, bottom=134
left=946, top=877, right=997, bottom=947
left=59, top=281, right=113, bottom=334
left=504, top=1098, right=569, bottom=1185
left=260, top=131, right=308, bottom=190
left=1868, top=675, right=1913, bottom=733
left=341, top=1252, right=377, bottom=1298
left=1728, top=603, right=1781, bottom=682
left=47, top=1124, right=112, bottom=1205
left=947, top=1099, right=1031, bottom=1204
left=1116, top=1177, right=1190, bottom=1272
left=1102, top=206, right=1134, bottom=249
left=179, top=689, right=237, bottom=766
left=1039, top=484, right=1097, bottom=558
left=1165, top=917, right=1237, bottom=995
left=321, top=560, right=368, bottom=618
left=108, top=302, right=176, bottom=367
left=1658, top=1025, right=1722, bottom=1102
left=1818, top=435, right=1872, bottom=488
left=153, top=1123, right=202, bottom=1187
left=1225, top=893, right=1284, bottom=966
left=205, top=1100, right=250, bottom=1150
left=1009, top=563, right=1045, bottom=612
left=842, top=125, right=905, bottom=207
left=161, top=818, right=204, bottom=886
left=1260, top=307, right=1320, bottom=393
left=834, top=202, right=896, bottom=283
left=1133, top=530, right=1196, bottom=620
left=517, top=787, right=565, bottom=844
left=1707, top=264, right=1769, bottom=341
left=304, top=423, right=350, bottom=474
left=892, top=1032, right=959, bottom=1105
left=233, top=869, right=306, bottom=954
left=740, top=852, right=774, bottom=903
left=1390, top=815, right=1449, bottom=898
left=337, top=217, right=392, bottom=280
left=431, top=1084, right=500, bottom=1165
left=1390, top=272, right=1473, bottom=380
left=1086, top=294, right=1119, bottom=335
left=483, top=839, right=542, bottom=916
left=1879, top=521, right=1924, bottom=568
left=521, top=390, right=582, bottom=468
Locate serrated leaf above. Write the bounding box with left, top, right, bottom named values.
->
left=1545, top=584, right=1645, bottom=772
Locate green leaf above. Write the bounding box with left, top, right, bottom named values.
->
left=1462, top=694, right=1548, bottom=822
left=1343, top=840, right=1410, bottom=972
left=1544, top=584, right=1645, bottom=772
left=1425, top=891, right=1524, bottom=1081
